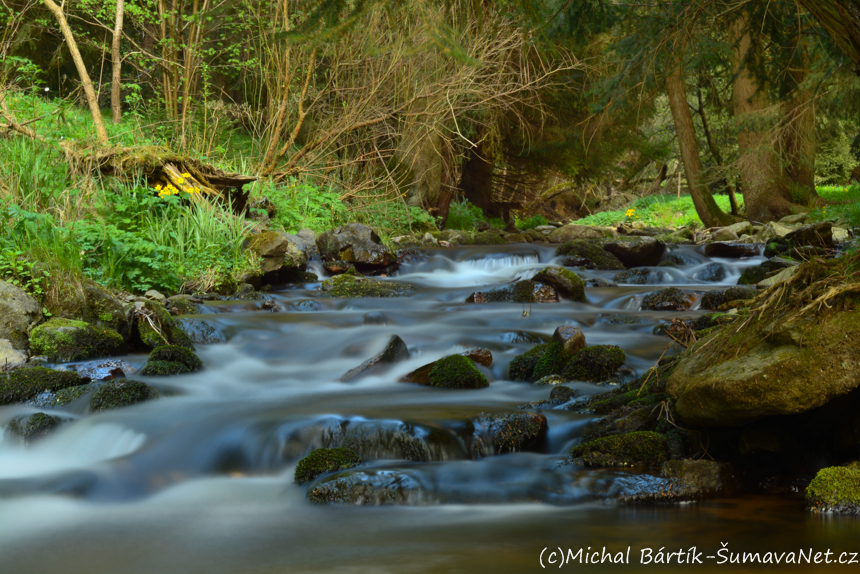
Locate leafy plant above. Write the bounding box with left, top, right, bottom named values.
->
left=446, top=198, right=485, bottom=230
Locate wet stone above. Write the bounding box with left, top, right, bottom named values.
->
left=341, top=335, right=410, bottom=382
left=641, top=288, right=695, bottom=311
left=702, top=242, right=760, bottom=259
left=694, top=262, right=727, bottom=283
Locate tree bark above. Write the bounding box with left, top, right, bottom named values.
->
left=781, top=30, right=818, bottom=204
left=795, top=0, right=860, bottom=73
left=730, top=11, right=792, bottom=223
left=111, top=0, right=124, bottom=123
left=695, top=84, right=739, bottom=216
left=42, top=0, right=109, bottom=144
left=459, top=139, right=494, bottom=213
left=666, top=57, right=734, bottom=227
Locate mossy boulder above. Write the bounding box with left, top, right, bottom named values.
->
left=28, top=382, right=99, bottom=408
left=140, top=360, right=191, bottom=376
left=146, top=345, right=203, bottom=372
left=549, top=224, right=616, bottom=243
left=427, top=354, right=489, bottom=389
left=641, top=288, right=695, bottom=311
left=29, top=318, right=125, bottom=362
left=570, top=431, right=669, bottom=467
left=0, top=280, right=43, bottom=350
left=400, top=347, right=492, bottom=385
left=166, top=295, right=201, bottom=315
left=7, top=412, right=63, bottom=444
left=0, top=367, right=86, bottom=405
left=563, top=345, right=626, bottom=382
left=470, top=412, right=548, bottom=456
left=699, top=286, right=755, bottom=311
left=320, top=273, right=415, bottom=298
left=41, top=278, right=131, bottom=339
left=469, top=231, right=507, bottom=245
left=308, top=470, right=424, bottom=505
left=294, top=447, right=362, bottom=484
left=507, top=344, right=547, bottom=381
left=532, top=267, right=585, bottom=301
left=613, top=268, right=667, bottom=285
left=89, top=380, right=155, bottom=412
left=136, top=300, right=195, bottom=350
left=806, top=466, right=860, bottom=514
left=532, top=326, right=586, bottom=380
left=555, top=240, right=625, bottom=270
left=467, top=280, right=558, bottom=304
left=245, top=230, right=308, bottom=277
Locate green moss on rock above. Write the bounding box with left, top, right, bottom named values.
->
left=137, top=300, right=195, bottom=350
left=140, top=360, right=191, bottom=376
left=508, top=344, right=547, bottom=381
left=570, top=431, right=669, bottom=467
left=30, top=318, right=125, bottom=362
left=806, top=466, right=860, bottom=514
left=294, top=447, right=362, bottom=484
left=532, top=266, right=585, bottom=301
left=563, top=345, right=626, bottom=382
left=0, top=367, right=85, bottom=405
left=320, top=273, right=415, bottom=298
left=428, top=354, right=489, bottom=389
left=89, top=380, right=154, bottom=412
left=532, top=340, right=573, bottom=381
left=148, top=345, right=203, bottom=372
left=9, top=412, right=63, bottom=443
left=555, top=240, right=625, bottom=270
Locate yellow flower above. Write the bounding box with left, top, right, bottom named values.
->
left=181, top=172, right=191, bottom=178
left=155, top=184, right=162, bottom=191
left=176, top=177, right=185, bottom=184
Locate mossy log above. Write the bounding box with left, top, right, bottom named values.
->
left=62, top=143, right=255, bottom=213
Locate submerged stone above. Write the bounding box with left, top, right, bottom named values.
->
left=470, top=412, right=548, bottom=456
left=0, top=367, right=85, bottom=405
left=320, top=273, right=415, bottom=298
left=613, top=268, right=666, bottom=285
left=146, top=345, right=203, bottom=372
left=6, top=412, right=64, bottom=444
left=89, top=380, right=154, bottom=412
left=140, top=360, right=191, bottom=376
left=308, top=470, right=427, bottom=505
left=341, top=335, right=409, bottom=382
left=467, top=280, right=558, bottom=304
left=294, top=447, right=362, bottom=485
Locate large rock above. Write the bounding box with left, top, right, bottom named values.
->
left=320, top=273, right=415, bottom=298
left=602, top=237, right=666, bottom=268
left=667, top=295, right=860, bottom=426
left=467, top=280, right=558, bottom=304
left=703, top=243, right=760, bottom=259
left=0, top=367, right=85, bottom=405
left=0, top=339, right=28, bottom=371
left=29, top=318, right=125, bottom=362
left=294, top=447, right=362, bottom=484
left=0, top=281, right=42, bottom=350
left=470, top=412, right=548, bottom=456
left=341, top=335, right=409, bottom=382
left=317, top=223, right=396, bottom=271
left=244, top=231, right=308, bottom=277
left=556, top=240, right=625, bottom=270
left=737, top=257, right=797, bottom=285
left=44, top=279, right=130, bottom=339
left=400, top=348, right=491, bottom=385
left=135, top=300, right=195, bottom=350
left=785, top=221, right=833, bottom=250
left=531, top=267, right=585, bottom=301
left=548, top=224, right=616, bottom=243
left=641, top=288, right=695, bottom=311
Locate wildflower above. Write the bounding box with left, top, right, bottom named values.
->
left=155, top=184, right=163, bottom=191
left=176, top=177, right=185, bottom=184
left=625, top=208, right=636, bottom=218
left=181, top=172, right=191, bottom=178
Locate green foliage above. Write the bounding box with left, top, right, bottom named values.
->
left=515, top=214, right=549, bottom=229
left=809, top=184, right=860, bottom=227
left=255, top=178, right=349, bottom=233
left=575, top=193, right=742, bottom=228
left=446, top=198, right=485, bottom=230
left=816, top=130, right=858, bottom=186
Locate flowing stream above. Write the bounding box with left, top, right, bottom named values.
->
left=1, top=244, right=857, bottom=573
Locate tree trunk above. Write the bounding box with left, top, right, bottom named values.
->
left=795, top=0, right=860, bottom=73
left=781, top=30, right=818, bottom=204
left=459, top=140, right=494, bottom=213
left=730, top=11, right=793, bottom=223
left=42, top=0, right=109, bottom=144
left=666, top=57, right=734, bottom=227
left=695, top=84, right=740, bottom=216
left=111, top=0, right=124, bottom=124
